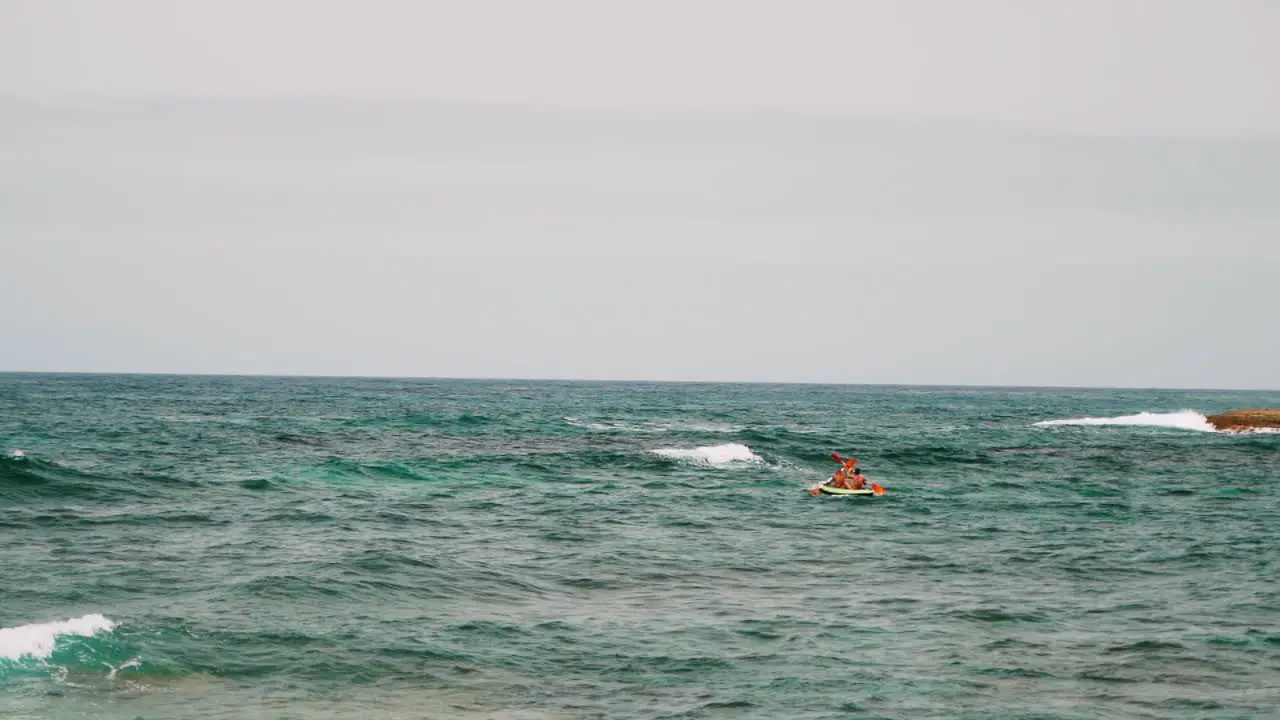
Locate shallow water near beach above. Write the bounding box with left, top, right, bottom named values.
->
left=2, top=374, right=1278, bottom=719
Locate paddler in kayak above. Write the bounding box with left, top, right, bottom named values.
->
left=824, top=456, right=859, bottom=489
left=852, top=468, right=887, bottom=495
left=811, top=453, right=886, bottom=495
left=825, top=470, right=854, bottom=489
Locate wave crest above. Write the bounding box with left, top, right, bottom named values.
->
left=1034, top=411, right=1215, bottom=432
left=651, top=443, right=762, bottom=465
left=0, top=614, right=117, bottom=662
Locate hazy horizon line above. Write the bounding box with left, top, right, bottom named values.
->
left=2, top=370, right=1275, bottom=394
left=6, top=93, right=1278, bottom=141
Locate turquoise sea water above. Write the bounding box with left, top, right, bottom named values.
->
left=2, top=374, right=1278, bottom=719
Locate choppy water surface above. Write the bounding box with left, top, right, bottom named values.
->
left=2, top=375, right=1278, bottom=719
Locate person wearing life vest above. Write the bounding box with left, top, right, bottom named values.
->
left=826, top=458, right=858, bottom=489
left=849, top=468, right=868, bottom=489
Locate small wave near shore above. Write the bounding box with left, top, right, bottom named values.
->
left=1034, top=410, right=1279, bottom=433
left=0, top=614, right=117, bottom=662
left=1035, top=410, right=1216, bottom=432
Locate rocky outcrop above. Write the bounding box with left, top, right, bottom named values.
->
left=1205, top=409, right=1280, bottom=432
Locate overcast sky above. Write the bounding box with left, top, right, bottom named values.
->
left=2, top=2, right=1277, bottom=387
left=4, top=0, right=1280, bottom=135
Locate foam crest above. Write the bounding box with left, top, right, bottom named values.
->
left=1034, top=410, right=1216, bottom=433
left=652, top=443, right=762, bottom=465
left=0, top=614, right=117, bottom=661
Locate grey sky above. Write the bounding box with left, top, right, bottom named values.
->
left=3, top=0, right=1280, bottom=135
left=2, top=3, right=1278, bottom=388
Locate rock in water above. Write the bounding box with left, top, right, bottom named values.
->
left=1205, top=409, right=1280, bottom=432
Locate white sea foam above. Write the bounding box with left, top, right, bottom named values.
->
left=0, top=614, right=116, bottom=661
left=652, top=443, right=762, bottom=465
left=1034, top=410, right=1216, bottom=433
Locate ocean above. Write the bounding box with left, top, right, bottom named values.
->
left=2, top=374, right=1277, bottom=719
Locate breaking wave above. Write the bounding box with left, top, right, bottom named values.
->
left=1034, top=411, right=1215, bottom=432
left=0, top=614, right=117, bottom=662
left=651, top=443, right=762, bottom=465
